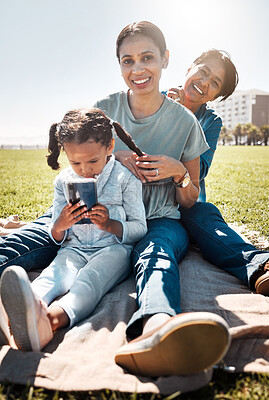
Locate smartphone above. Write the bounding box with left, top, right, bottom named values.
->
left=66, top=179, right=97, bottom=224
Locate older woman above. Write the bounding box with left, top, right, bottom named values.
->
left=166, top=51, right=269, bottom=296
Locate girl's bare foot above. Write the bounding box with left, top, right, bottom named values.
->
left=0, top=215, right=28, bottom=229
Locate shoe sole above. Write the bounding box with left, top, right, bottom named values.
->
left=1, top=266, right=40, bottom=351
left=0, top=300, right=10, bottom=346
left=255, top=275, right=269, bottom=295
left=115, top=313, right=230, bottom=376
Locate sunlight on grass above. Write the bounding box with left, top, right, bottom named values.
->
left=206, top=146, right=269, bottom=238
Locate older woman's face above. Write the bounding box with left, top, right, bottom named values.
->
left=183, top=58, right=225, bottom=106
left=118, top=34, right=168, bottom=96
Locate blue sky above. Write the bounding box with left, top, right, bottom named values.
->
left=1, top=0, right=269, bottom=145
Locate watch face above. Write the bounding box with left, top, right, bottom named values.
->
left=173, top=171, right=191, bottom=188
left=182, top=173, right=191, bottom=188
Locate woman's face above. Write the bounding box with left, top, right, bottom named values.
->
left=118, top=34, right=168, bottom=96
left=183, top=58, right=226, bottom=106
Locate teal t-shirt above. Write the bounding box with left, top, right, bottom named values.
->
left=94, top=91, right=209, bottom=220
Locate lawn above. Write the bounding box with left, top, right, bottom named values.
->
left=206, top=146, right=269, bottom=240
left=0, top=146, right=269, bottom=399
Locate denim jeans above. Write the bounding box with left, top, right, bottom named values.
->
left=126, top=218, right=189, bottom=339
left=180, top=202, right=269, bottom=288
left=31, top=244, right=132, bottom=327
left=0, top=208, right=59, bottom=275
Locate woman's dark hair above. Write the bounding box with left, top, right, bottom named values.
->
left=192, top=49, right=239, bottom=101
left=116, top=21, right=167, bottom=61
left=47, top=108, right=143, bottom=170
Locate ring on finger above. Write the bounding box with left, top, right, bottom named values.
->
left=155, top=168, right=159, bottom=177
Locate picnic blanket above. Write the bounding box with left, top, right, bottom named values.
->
left=0, top=230, right=268, bottom=394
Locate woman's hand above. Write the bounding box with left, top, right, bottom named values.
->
left=51, top=203, right=87, bottom=242
left=87, top=204, right=123, bottom=239
left=135, top=154, right=186, bottom=183
left=136, top=154, right=200, bottom=209
left=167, top=86, right=185, bottom=105
left=114, top=150, right=146, bottom=182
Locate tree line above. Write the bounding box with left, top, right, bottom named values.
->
left=219, top=123, right=269, bottom=146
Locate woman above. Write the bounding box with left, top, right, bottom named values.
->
left=1, top=21, right=268, bottom=375
left=91, top=22, right=232, bottom=377
left=165, top=51, right=269, bottom=295
left=166, top=48, right=238, bottom=202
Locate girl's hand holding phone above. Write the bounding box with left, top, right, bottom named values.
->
left=87, top=204, right=110, bottom=230
left=87, top=204, right=123, bottom=239
left=51, top=203, right=87, bottom=242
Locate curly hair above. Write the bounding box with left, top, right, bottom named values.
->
left=47, top=108, right=143, bottom=170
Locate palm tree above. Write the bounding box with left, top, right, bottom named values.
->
left=243, top=123, right=256, bottom=145
left=219, top=126, right=228, bottom=145
left=260, top=125, right=269, bottom=145
left=243, top=124, right=262, bottom=145
left=233, top=124, right=242, bottom=145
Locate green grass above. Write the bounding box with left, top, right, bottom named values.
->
left=0, top=149, right=68, bottom=220
left=0, top=371, right=269, bottom=400
left=207, top=146, right=269, bottom=238
left=0, top=146, right=269, bottom=399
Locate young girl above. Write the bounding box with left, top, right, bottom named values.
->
left=0, top=108, right=147, bottom=351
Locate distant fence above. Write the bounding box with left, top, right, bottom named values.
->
left=0, top=145, right=46, bottom=150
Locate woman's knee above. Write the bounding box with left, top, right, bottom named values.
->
left=181, top=202, right=223, bottom=225
left=132, top=238, right=185, bottom=273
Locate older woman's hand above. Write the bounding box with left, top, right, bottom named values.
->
left=135, top=154, right=186, bottom=183
left=167, top=86, right=185, bottom=105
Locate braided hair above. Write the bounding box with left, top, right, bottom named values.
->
left=47, top=108, right=143, bottom=170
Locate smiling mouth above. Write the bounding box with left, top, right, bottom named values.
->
left=132, top=77, right=150, bottom=85
left=193, top=84, right=204, bottom=95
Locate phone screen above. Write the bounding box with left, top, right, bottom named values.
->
left=66, top=180, right=97, bottom=224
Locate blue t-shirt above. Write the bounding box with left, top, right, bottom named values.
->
left=161, top=92, right=222, bottom=202
left=194, top=104, right=222, bottom=202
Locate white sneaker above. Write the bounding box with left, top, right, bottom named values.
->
left=0, top=295, right=10, bottom=346
left=115, top=312, right=230, bottom=376
left=0, top=266, right=53, bottom=351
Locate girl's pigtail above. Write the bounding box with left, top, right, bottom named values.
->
left=112, top=121, right=143, bottom=156
left=47, top=123, right=61, bottom=170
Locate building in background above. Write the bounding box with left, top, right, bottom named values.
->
left=211, top=89, right=269, bottom=130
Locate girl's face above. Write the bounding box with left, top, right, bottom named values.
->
left=64, top=139, right=114, bottom=179
left=118, top=34, right=168, bottom=96
left=183, top=58, right=225, bottom=106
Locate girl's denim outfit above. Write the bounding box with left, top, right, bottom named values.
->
left=31, top=156, right=147, bottom=327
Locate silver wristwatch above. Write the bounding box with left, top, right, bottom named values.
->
left=172, top=171, right=191, bottom=188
